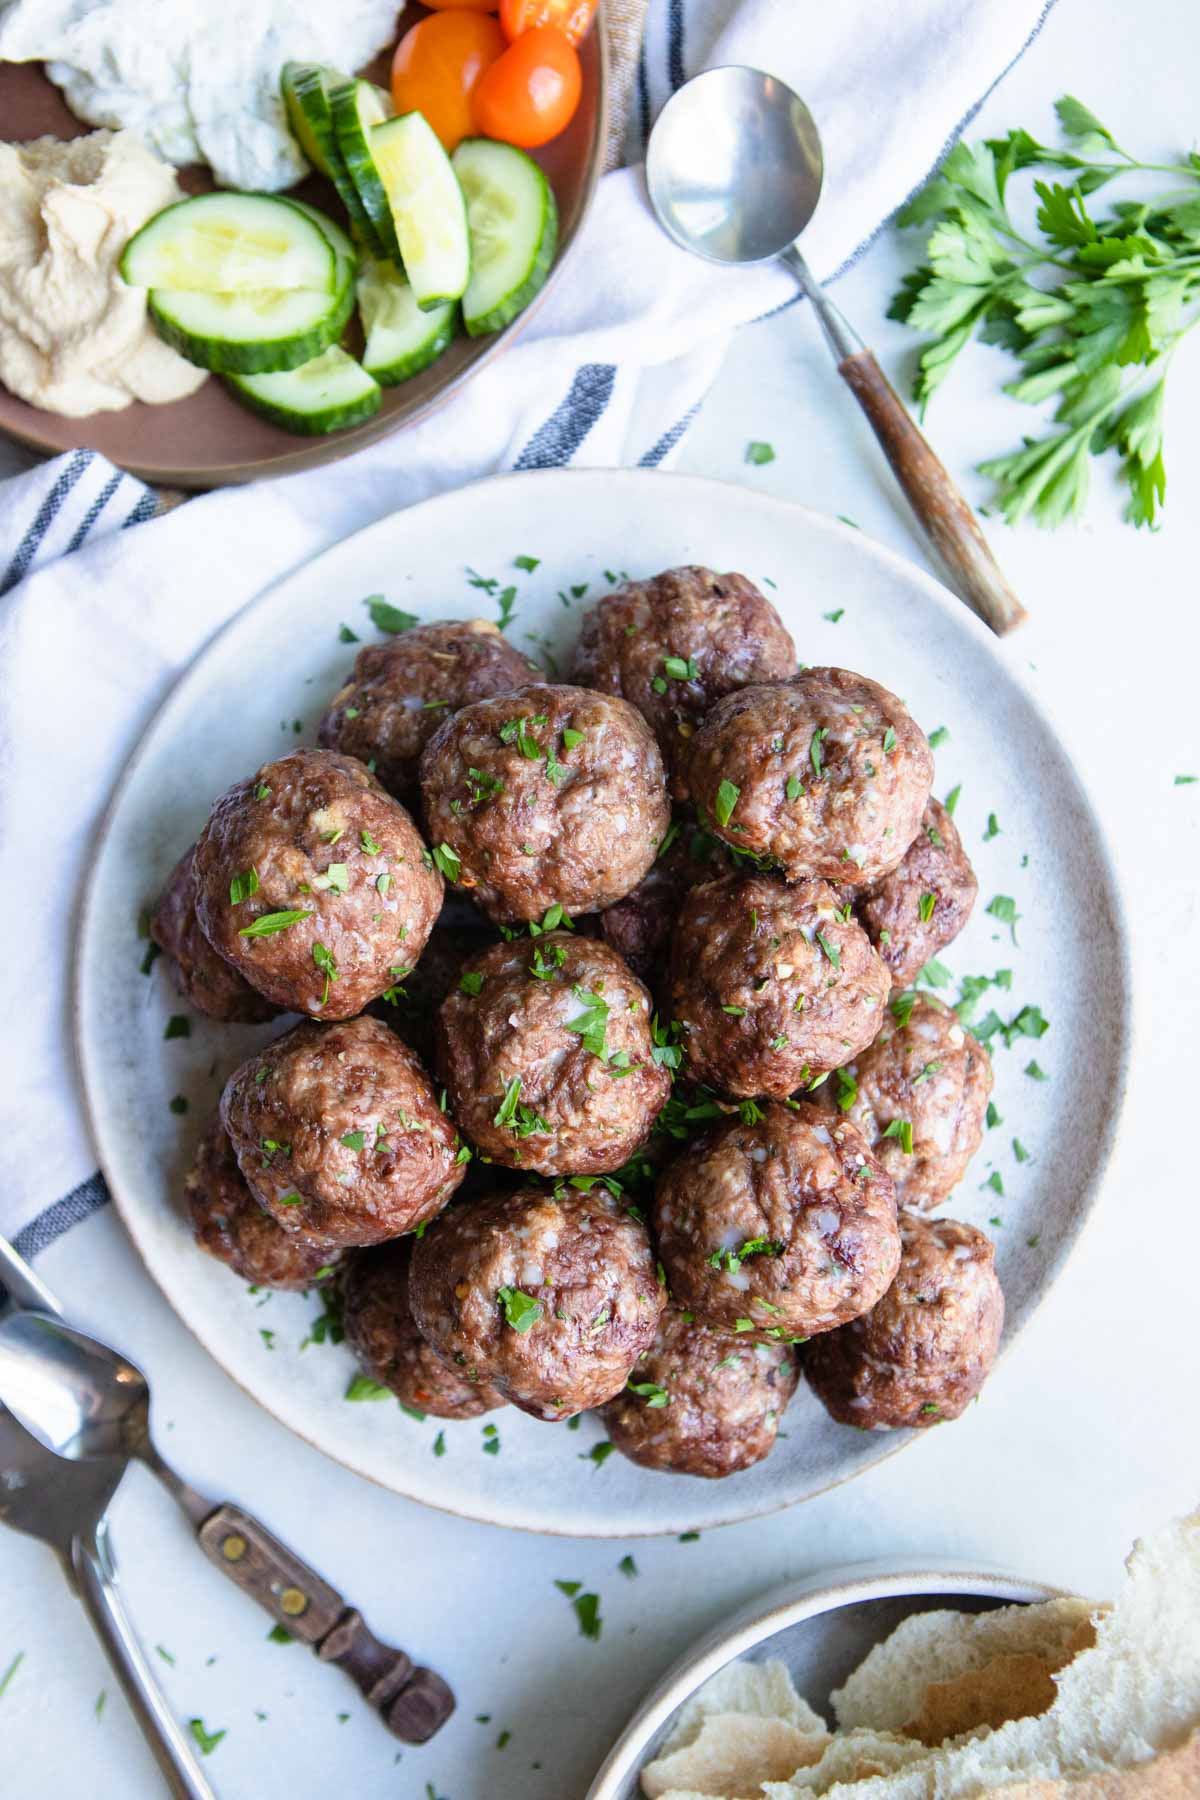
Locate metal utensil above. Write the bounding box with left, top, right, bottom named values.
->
left=0, top=1235, right=453, bottom=1744
left=646, top=66, right=1027, bottom=637
left=0, top=1401, right=215, bottom=1799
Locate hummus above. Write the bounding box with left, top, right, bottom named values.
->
left=0, top=130, right=208, bottom=417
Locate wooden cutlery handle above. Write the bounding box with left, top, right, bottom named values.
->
left=837, top=348, right=1028, bottom=637
left=197, top=1502, right=454, bottom=1742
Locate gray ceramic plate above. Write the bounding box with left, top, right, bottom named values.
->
left=0, top=12, right=607, bottom=487
left=585, top=1560, right=1065, bottom=1799
left=74, top=469, right=1133, bottom=1535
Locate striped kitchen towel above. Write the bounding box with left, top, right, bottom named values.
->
left=0, top=0, right=1057, bottom=1263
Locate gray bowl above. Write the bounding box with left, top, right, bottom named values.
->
left=587, top=1560, right=1063, bottom=1800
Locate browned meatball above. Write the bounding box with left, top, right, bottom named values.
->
left=669, top=872, right=891, bottom=1098
left=572, top=567, right=796, bottom=797
left=317, top=620, right=536, bottom=799
left=686, top=669, right=933, bottom=886
left=220, top=1016, right=466, bottom=1247
left=370, top=920, right=495, bottom=1067
left=341, top=1241, right=505, bottom=1419
left=408, top=1185, right=666, bottom=1420
left=826, top=994, right=992, bottom=1212
left=597, top=821, right=730, bottom=982
left=805, top=1214, right=1004, bottom=1429
left=193, top=750, right=442, bottom=1020
left=419, top=684, right=670, bottom=924
left=602, top=1309, right=798, bottom=1479
left=185, top=1112, right=343, bottom=1290
left=435, top=933, right=670, bottom=1175
left=858, top=799, right=977, bottom=987
left=150, top=846, right=278, bottom=1023
left=652, top=1103, right=899, bottom=1343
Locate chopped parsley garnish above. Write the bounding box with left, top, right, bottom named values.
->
left=882, top=1118, right=914, bottom=1154
left=337, top=623, right=359, bottom=643
left=163, top=1014, right=190, bottom=1041
left=785, top=774, right=804, bottom=802
left=809, top=727, right=828, bottom=779
left=1025, top=1059, right=1048, bottom=1080
left=722, top=1004, right=745, bottom=1017
left=430, top=843, right=461, bottom=881
left=515, top=554, right=540, bottom=572
left=627, top=1378, right=669, bottom=1408
left=364, top=596, right=417, bottom=635
left=882, top=726, right=898, bottom=755
left=499, top=714, right=547, bottom=758
left=916, top=956, right=952, bottom=988
left=917, top=891, right=937, bottom=923
left=314, top=862, right=349, bottom=894
left=710, top=1237, right=783, bottom=1274
left=360, top=830, right=381, bottom=856
left=911, top=1060, right=943, bottom=1086
left=662, top=655, right=699, bottom=680
left=565, top=987, right=610, bottom=1060
left=986, top=1101, right=1002, bottom=1128
left=345, top=1374, right=391, bottom=1401
left=482, top=1423, right=501, bottom=1455
left=927, top=726, right=950, bottom=749
left=982, top=1170, right=1004, bottom=1196
left=983, top=812, right=1001, bottom=841
left=815, top=930, right=841, bottom=969
left=0, top=1653, right=24, bottom=1701
left=713, top=778, right=741, bottom=828
left=188, top=1719, right=226, bottom=1757
left=340, top=1131, right=365, bottom=1152
left=823, top=607, right=844, bottom=623
left=530, top=943, right=567, bottom=980
left=229, top=868, right=259, bottom=905
left=835, top=1067, right=858, bottom=1111
left=890, top=990, right=917, bottom=1027
left=570, top=1592, right=602, bottom=1639
left=986, top=894, right=1020, bottom=942
left=238, top=909, right=313, bottom=938
left=944, top=783, right=962, bottom=816
left=745, top=440, right=775, bottom=466
left=1175, top=774, right=1198, bottom=786
left=312, top=942, right=337, bottom=1004
left=562, top=727, right=585, bottom=751
left=497, top=1287, right=542, bottom=1333
left=1013, top=1138, right=1031, bottom=1163
left=460, top=970, right=485, bottom=997
left=618, top=1554, right=638, bottom=1578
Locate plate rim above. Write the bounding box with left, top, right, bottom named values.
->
left=72, top=467, right=1137, bottom=1535
left=0, top=22, right=609, bottom=487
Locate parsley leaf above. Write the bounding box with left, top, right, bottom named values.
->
left=713, top=778, right=741, bottom=828
left=497, top=1287, right=542, bottom=1333
left=565, top=986, right=610, bottom=1060
left=745, top=441, right=775, bottom=465
left=364, top=596, right=417, bottom=635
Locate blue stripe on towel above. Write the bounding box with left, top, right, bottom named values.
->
left=667, top=0, right=685, bottom=92
left=65, top=472, right=125, bottom=555
left=12, top=1172, right=112, bottom=1263
left=0, top=449, right=93, bottom=597
left=512, top=363, right=617, bottom=469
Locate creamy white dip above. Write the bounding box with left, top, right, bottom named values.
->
left=0, top=0, right=404, bottom=191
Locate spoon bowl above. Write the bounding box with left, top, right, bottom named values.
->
left=647, top=66, right=824, bottom=265
left=0, top=1308, right=148, bottom=1463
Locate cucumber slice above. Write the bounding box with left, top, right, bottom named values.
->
left=228, top=346, right=382, bottom=436
left=290, top=200, right=358, bottom=288
left=370, top=113, right=470, bottom=311
left=330, top=78, right=401, bottom=263
left=281, top=62, right=385, bottom=253
left=358, top=257, right=456, bottom=385
left=122, top=193, right=336, bottom=295
left=452, top=139, right=558, bottom=337
left=148, top=278, right=354, bottom=375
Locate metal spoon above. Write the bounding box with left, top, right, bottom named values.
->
left=0, top=1237, right=454, bottom=1745
left=646, top=65, right=1027, bottom=636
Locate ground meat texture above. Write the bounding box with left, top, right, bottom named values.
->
left=652, top=1103, right=899, bottom=1343
left=317, top=621, right=536, bottom=800
left=597, top=821, right=731, bottom=983
left=220, top=1016, right=466, bottom=1247
left=669, top=872, right=891, bottom=1098
left=193, top=749, right=442, bottom=1020
left=369, top=920, right=495, bottom=1068
left=805, top=1214, right=1004, bottom=1429
left=858, top=799, right=978, bottom=987
left=825, top=994, right=992, bottom=1212
left=341, top=1241, right=505, bottom=1419
left=601, top=1308, right=798, bottom=1478
left=572, top=567, right=796, bottom=797
left=686, top=669, right=933, bottom=886
left=419, top=683, right=670, bottom=924
left=150, top=846, right=278, bottom=1023
left=185, top=1112, right=343, bottom=1290
left=408, top=1185, right=666, bottom=1420
left=435, top=933, right=670, bottom=1175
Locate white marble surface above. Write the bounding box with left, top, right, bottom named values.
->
left=4, top=1, right=1199, bottom=1795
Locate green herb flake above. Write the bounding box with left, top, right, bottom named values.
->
left=618, top=1554, right=638, bottom=1578
left=982, top=1171, right=1004, bottom=1196
left=433, top=1431, right=446, bottom=1457
left=163, top=1014, right=191, bottom=1041
left=944, top=783, right=962, bottom=816
left=229, top=868, right=259, bottom=905
left=497, top=1286, right=542, bottom=1333
left=986, top=1101, right=1002, bottom=1128
left=344, top=1374, right=392, bottom=1401
left=460, top=970, right=485, bottom=997
left=1013, top=1138, right=1031, bottom=1163
left=515, top=554, right=540, bottom=572
left=927, top=726, right=950, bottom=749
left=823, top=608, right=844, bottom=623
left=714, top=778, right=741, bottom=828
left=238, top=908, right=314, bottom=939
left=917, top=891, right=937, bottom=923
left=1175, top=774, right=1198, bottom=786
left=267, top=1625, right=293, bottom=1644
left=745, top=441, right=775, bottom=465
left=810, top=726, right=828, bottom=780
left=188, top=1719, right=226, bottom=1757
left=785, top=774, right=804, bottom=802
left=0, top=1653, right=23, bottom=1702
left=562, top=727, right=585, bottom=751
left=1025, top=1059, right=1048, bottom=1081
left=565, top=986, right=611, bottom=1061
left=365, top=596, right=417, bottom=635
left=882, top=1117, right=915, bottom=1155
left=983, top=813, right=1001, bottom=841
left=816, top=930, right=841, bottom=970
left=627, top=1378, right=669, bottom=1409
left=338, top=623, right=359, bottom=643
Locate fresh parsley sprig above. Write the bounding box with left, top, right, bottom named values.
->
left=891, top=96, right=1200, bottom=527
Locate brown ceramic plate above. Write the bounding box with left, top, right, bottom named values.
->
left=0, top=8, right=608, bottom=487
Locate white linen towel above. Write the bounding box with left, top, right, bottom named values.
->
left=0, top=0, right=1057, bottom=1260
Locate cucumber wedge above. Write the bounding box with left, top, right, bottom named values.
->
left=330, top=78, right=401, bottom=263
left=370, top=112, right=470, bottom=311
left=281, top=62, right=384, bottom=253
left=290, top=200, right=358, bottom=288
left=122, top=193, right=336, bottom=295
left=228, top=346, right=382, bottom=436
left=148, top=275, right=354, bottom=375
left=452, top=139, right=557, bottom=337
left=358, top=257, right=456, bottom=385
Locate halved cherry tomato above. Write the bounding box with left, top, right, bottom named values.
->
left=473, top=25, right=581, bottom=148
left=421, top=0, right=499, bottom=9
left=499, top=0, right=597, bottom=45
left=391, top=11, right=506, bottom=151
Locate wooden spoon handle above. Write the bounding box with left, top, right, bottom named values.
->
left=837, top=348, right=1027, bottom=636
left=197, top=1502, right=453, bottom=1742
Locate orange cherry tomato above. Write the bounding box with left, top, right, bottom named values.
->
left=499, top=0, right=598, bottom=46
left=473, top=25, right=582, bottom=148
left=391, top=11, right=506, bottom=151
left=421, top=0, right=499, bottom=8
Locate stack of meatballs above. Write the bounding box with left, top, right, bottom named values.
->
left=155, top=572, right=1003, bottom=1483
